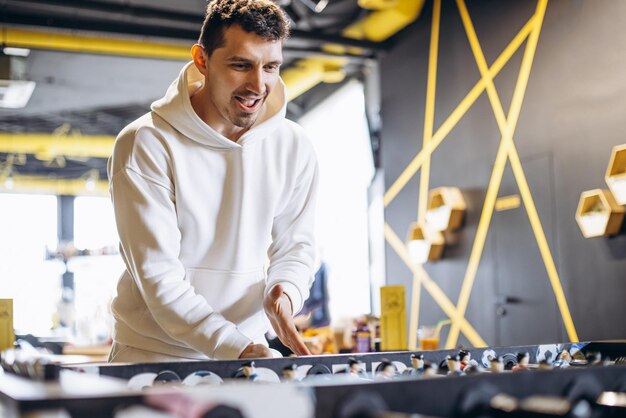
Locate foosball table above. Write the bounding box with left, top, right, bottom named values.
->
left=2, top=341, right=626, bottom=418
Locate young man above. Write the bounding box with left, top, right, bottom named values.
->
left=107, top=0, right=317, bottom=362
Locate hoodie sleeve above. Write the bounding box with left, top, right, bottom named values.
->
left=109, top=127, right=252, bottom=360
left=265, top=137, right=319, bottom=315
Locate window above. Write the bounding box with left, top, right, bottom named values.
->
left=0, top=193, right=63, bottom=334
left=299, top=81, right=376, bottom=324
left=71, top=196, right=123, bottom=343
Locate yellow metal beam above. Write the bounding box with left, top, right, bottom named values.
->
left=343, top=0, right=426, bottom=42
left=1, top=28, right=191, bottom=60
left=0, top=133, right=115, bottom=159
left=281, top=57, right=348, bottom=102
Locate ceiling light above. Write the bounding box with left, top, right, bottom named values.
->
left=4, top=174, right=14, bottom=190
left=314, top=0, right=329, bottom=12
left=0, top=80, right=36, bottom=109
left=299, top=0, right=329, bottom=13
left=84, top=169, right=99, bottom=191
left=2, top=47, right=31, bottom=57
left=0, top=55, right=36, bottom=109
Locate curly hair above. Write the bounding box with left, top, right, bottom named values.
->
left=198, top=0, right=290, bottom=56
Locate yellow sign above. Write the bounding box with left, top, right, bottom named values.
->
left=380, top=285, right=407, bottom=351
left=0, top=299, right=15, bottom=351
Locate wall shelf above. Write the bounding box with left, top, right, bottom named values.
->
left=425, top=187, right=466, bottom=232
left=406, top=222, right=444, bottom=263
left=575, top=189, right=625, bottom=238
left=605, top=144, right=626, bottom=205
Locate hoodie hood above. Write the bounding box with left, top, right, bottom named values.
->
left=151, top=61, right=287, bottom=149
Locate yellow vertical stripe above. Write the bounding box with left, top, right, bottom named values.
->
left=418, top=0, right=441, bottom=223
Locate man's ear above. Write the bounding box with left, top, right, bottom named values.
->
left=191, top=44, right=209, bottom=75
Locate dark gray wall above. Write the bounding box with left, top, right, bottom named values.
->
left=381, top=0, right=626, bottom=347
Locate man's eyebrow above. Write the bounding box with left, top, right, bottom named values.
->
left=226, top=56, right=253, bottom=62
left=226, top=56, right=283, bottom=65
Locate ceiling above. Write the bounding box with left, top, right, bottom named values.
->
left=0, top=0, right=420, bottom=192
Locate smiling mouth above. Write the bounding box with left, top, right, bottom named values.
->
left=235, top=96, right=262, bottom=112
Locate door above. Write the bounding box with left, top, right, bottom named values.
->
left=491, top=152, right=564, bottom=346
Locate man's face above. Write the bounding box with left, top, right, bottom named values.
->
left=203, top=25, right=283, bottom=134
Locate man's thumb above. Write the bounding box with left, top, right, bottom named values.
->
left=270, top=284, right=283, bottom=301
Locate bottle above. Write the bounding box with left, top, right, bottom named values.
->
left=354, top=319, right=371, bottom=353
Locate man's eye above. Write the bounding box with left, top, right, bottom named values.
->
left=231, top=63, right=248, bottom=70
left=265, top=64, right=280, bottom=72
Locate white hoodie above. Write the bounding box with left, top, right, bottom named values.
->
left=108, top=62, right=318, bottom=360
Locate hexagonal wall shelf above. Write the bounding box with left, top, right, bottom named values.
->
left=406, top=222, right=445, bottom=263
left=425, top=187, right=466, bottom=232
left=575, top=189, right=625, bottom=238
left=605, top=144, right=626, bottom=205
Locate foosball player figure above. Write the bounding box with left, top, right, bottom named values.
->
left=446, top=355, right=463, bottom=376
left=538, top=359, right=552, bottom=370
left=241, top=361, right=259, bottom=381
left=512, top=352, right=529, bottom=372
left=463, top=363, right=483, bottom=375
left=376, top=359, right=396, bottom=380
left=489, top=356, right=504, bottom=373
left=282, top=364, right=298, bottom=381
left=585, top=351, right=604, bottom=366
left=404, top=353, right=425, bottom=377
left=458, top=350, right=471, bottom=371
left=553, top=350, right=572, bottom=368
left=348, top=357, right=365, bottom=377
left=422, top=361, right=438, bottom=377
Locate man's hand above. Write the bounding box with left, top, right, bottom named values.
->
left=263, top=284, right=312, bottom=356
left=239, top=343, right=272, bottom=359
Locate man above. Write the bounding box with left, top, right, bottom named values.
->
left=107, top=0, right=317, bottom=362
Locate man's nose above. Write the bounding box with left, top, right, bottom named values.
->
left=246, top=68, right=265, bottom=94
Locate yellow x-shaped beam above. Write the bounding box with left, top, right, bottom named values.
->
left=384, top=0, right=579, bottom=349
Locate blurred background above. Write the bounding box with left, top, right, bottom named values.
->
left=1, top=0, right=626, bottom=358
